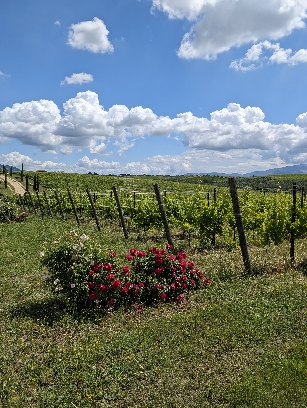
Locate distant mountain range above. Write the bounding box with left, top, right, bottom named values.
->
left=0, top=164, right=21, bottom=172
left=186, top=164, right=307, bottom=177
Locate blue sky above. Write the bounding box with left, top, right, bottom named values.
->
left=1, top=0, right=307, bottom=175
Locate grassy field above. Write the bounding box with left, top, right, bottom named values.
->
left=1, top=211, right=307, bottom=407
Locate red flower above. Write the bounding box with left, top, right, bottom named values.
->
left=160, top=292, right=167, bottom=301
left=191, top=279, right=196, bottom=286
left=155, top=257, right=163, bottom=265
left=111, top=280, right=121, bottom=290
left=89, top=292, right=97, bottom=300
left=106, top=273, right=115, bottom=280
left=137, top=250, right=146, bottom=257
left=188, top=261, right=195, bottom=268
left=103, top=263, right=112, bottom=272
left=154, top=283, right=159, bottom=289
left=130, top=248, right=137, bottom=256
left=176, top=294, right=185, bottom=304
left=154, top=267, right=164, bottom=275
left=182, top=275, right=187, bottom=282
left=125, top=254, right=133, bottom=261
left=109, top=250, right=117, bottom=257
left=182, top=283, right=187, bottom=289
left=87, top=282, right=95, bottom=289
left=97, top=283, right=106, bottom=291
left=139, top=282, right=144, bottom=288
left=108, top=299, right=114, bottom=306
left=166, top=244, right=173, bottom=250
left=170, top=282, right=176, bottom=290
left=198, top=272, right=204, bottom=280
left=123, top=266, right=130, bottom=273
left=160, top=285, right=166, bottom=291
left=204, top=279, right=211, bottom=285
left=168, top=254, right=176, bottom=261
left=122, top=286, right=129, bottom=294
left=88, top=270, right=95, bottom=276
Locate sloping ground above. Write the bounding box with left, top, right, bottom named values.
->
left=0, top=175, right=26, bottom=195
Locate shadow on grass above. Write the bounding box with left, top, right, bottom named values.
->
left=10, top=297, right=148, bottom=325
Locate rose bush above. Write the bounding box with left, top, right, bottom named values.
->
left=41, top=232, right=210, bottom=312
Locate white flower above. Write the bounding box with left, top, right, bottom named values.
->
left=71, top=283, right=76, bottom=289
left=78, top=243, right=84, bottom=250
left=54, top=279, right=60, bottom=285
left=39, top=251, right=44, bottom=258
left=80, top=234, right=89, bottom=241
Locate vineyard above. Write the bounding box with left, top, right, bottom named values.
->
left=3, top=171, right=307, bottom=253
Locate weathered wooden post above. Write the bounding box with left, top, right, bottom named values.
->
left=154, top=183, right=174, bottom=249
left=54, top=190, right=65, bottom=220
left=112, top=186, right=128, bottom=239
left=86, top=188, right=101, bottom=231
left=228, top=177, right=252, bottom=274
left=67, top=188, right=80, bottom=226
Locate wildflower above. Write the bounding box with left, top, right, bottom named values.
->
left=154, top=283, right=159, bottom=289
left=130, top=248, right=137, bottom=256
left=89, top=292, right=97, bottom=300
left=53, top=279, right=59, bottom=285
left=166, top=244, right=173, bottom=250
left=106, top=273, right=115, bottom=280
left=89, top=270, right=95, bottom=276
left=111, top=280, right=121, bottom=290
left=122, top=286, right=129, bottom=294
left=160, top=292, right=167, bottom=301
left=39, top=251, right=44, bottom=258
left=125, top=254, right=133, bottom=261
left=204, top=279, right=211, bottom=285
left=103, top=263, right=112, bottom=272
left=108, top=299, right=114, bottom=306
left=70, top=283, right=76, bottom=289
left=168, top=254, right=176, bottom=261
left=139, top=282, right=144, bottom=288
left=177, top=294, right=185, bottom=304
left=80, top=234, right=89, bottom=241
left=97, top=284, right=107, bottom=291
left=170, top=282, right=176, bottom=290
left=87, top=282, right=95, bottom=289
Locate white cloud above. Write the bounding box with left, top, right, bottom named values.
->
left=67, top=17, right=114, bottom=54
left=54, top=20, right=60, bottom=26
left=0, top=71, right=9, bottom=79
left=2, top=91, right=307, bottom=167
left=152, top=0, right=307, bottom=60
left=230, top=40, right=307, bottom=71
left=60, top=72, right=94, bottom=85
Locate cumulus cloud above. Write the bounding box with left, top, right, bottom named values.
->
left=54, top=20, right=60, bottom=26
left=67, top=17, right=114, bottom=54
left=230, top=41, right=307, bottom=71
left=60, top=72, right=94, bottom=85
left=152, top=0, right=307, bottom=60
left=2, top=91, right=307, bottom=168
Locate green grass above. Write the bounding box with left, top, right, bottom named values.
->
left=1, top=215, right=307, bottom=407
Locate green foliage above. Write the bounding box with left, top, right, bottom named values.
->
left=0, top=197, right=19, bottom=222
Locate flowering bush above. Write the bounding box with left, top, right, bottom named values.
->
left=0, top=198, right=23, bottom=223
left=41, top=232, right=210, bottom=312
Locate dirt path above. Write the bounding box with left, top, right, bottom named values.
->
left=0, top=175, right=26, bottom=195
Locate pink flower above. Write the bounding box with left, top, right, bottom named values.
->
left=122, top=286, right=129, bottom=294
left=89, top=292, right=97, bottom=300
left=97, top=284, right=106, bottom=291
left=188, top=261, right=194, bottom=268
left=130, top=248, right=137, bottom=256
left=154, top=283, right=159, bottom=289
left=168, top=254, right=176, bottom=261
left=136, top=250, right=146, bottom=257
left=109, top=250, right=117, bottom=257
left=166, top=244, right=173, bottom=250
left=125, top=254, right=133, bottom=262
left=176, top=294, right=185, bottom=304
left=182, top=283, right=187, bottom=289
left=160, top=285, right=166, bottom=291
left=108, top=299, right=114, bottom=306
left=88, top=270, right=95, bottom=276
left=204, top=279, right=211, bottom=285
left=123, top=266, right=130, bottom=274
left=106, top=273, right=115, bottom=281
left=139, top=282, right=144, bottom=288
left=160, top=292, right=167, bottom=301
left=190, top=270, right=195, bottom=275
left=198, top=272, right=204, bottom=280
left=191, top=279, right=196, bottom=286
left=182, top=275, right=187, bottom=282
left=87, top=282, right=95, bottom=289
left=103, top=263, right=112, bottom=272
left=154, top=267, right=164, bottom=275
left=111, top=279, right=121, bottom=290
left=133, top=284, right=139, bottom=290
left=170, top=282, right=176, bottom=290
left=125, top=281, right=131, bottom=288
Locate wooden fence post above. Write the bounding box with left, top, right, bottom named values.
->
left=27, top=192, right=37, bottom=214
left=112, top=186, right=128, bottom=239
left=86, top=188, right=101, bottom=232
left=54, top=190, right=65, bottom=220
left=36, top=192, right=45, bottom=219
left=290, top=183, right=296, bottom=262
left=43, top=191, right=53, bottom=217
left=67, top=188, right=80, bottom=226
left=153, top=183, right=174, bottom=249
left=228, top=177, right=252, bottom=274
